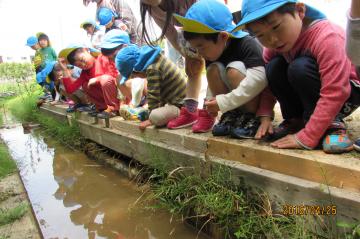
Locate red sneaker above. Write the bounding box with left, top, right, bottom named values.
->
left=167, top=107, right=198, bottom=129
left=192, top=109, right=215, bottom=133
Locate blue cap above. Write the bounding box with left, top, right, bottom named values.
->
left=233, top=0, right=326, bottom=31
left=115, top=45, right=162, bottom=84
left=115, top=45, right=139, bottom=84
left=58, top=43, right=100, bottom=63
left=99, top=29, right=130, bottom=49
left=97, top=7, right=117, bottom=26
left=173, top=0, right=248, bottom=38
left=26, top=36, right=38, bottom=47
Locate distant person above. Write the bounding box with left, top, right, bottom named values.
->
left=25, top=36, right=43, bottom=73
left=58, top=44, right=119, bottom=119
left=347, top=0, right=360, bottom=151
left=97, top=7, right=129, bottom=35
left=115, top=44, right=187, bottom=130
left=80, top=19, right=105, bottom=49
left=82, top=0, right=141, bottom=45
left=37, top=32, right=57, bottom=68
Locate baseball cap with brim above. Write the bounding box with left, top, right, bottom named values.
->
left=233, top=0, right=326, bottom=32
left=173, top=0, right=248, bottom=39
left=80, top=19, right=100, bottom=31
left=99, top=29, right=130, bottom=49
left=58, top=44, right=101, bottom=63
left=97, top=7, right=116, bottom=26
left=115, top=45, right=139, bottom=85
left=26, top=36, right=38, bottom=47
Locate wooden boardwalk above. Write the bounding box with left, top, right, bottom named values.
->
left=40, top=104, right=360, bottom=223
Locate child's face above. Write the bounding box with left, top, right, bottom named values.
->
left=39, top=39, right=49, bottom=48
left=85, top=25, right=95, bottom=35
left=105, top=19, right=115, bottom=29
left=187, top=32, right=229, bottom=61
left=246, top=4, right=305, bottom=53
left=72, top=49, right=96, bottom=70
left=31, top=43, right=40, bottom=50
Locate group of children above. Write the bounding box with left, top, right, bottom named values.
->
left=25, top=0, right=360, bottom=155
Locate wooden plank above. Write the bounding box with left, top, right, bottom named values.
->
left=207, top=138, right=360, bottom=193
left=110, top=117, right=208, bottom=153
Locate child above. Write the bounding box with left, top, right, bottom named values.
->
left=99, top=29, right=144, bottom=106
left=58, top=44, right=119, bottom=119
left=115, top=44, right=187, bottom=130
left=235, top=0, right=360, bottom=153
left=173, top=0, right=268, bottom=137
left=37, top=32, right=57, bottom=68
left=97, top=7, right=129, bottom=35
left=80, top=19, right=105, bottom=49
left=36, top=61, right=58, bottom=103
left=25, top=36, right=43, bottom=73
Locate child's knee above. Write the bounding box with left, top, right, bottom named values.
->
left=225, top=61, right=246, bottom=84
left=98, top=75, right=116, bottom=87
left=206, top=62, right=225, bottom=79
left=288, top=57, right=317, bottom=80
left=149, top=106, right=180, bottom=126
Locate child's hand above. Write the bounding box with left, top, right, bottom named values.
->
left=204, top=98, right=219, bottom=116
left=255, top=116, right=273, bottom=139
left=270, top=134, right=302, bottom=149
left=139, top=120, right=152, bottom=130
left=88, top=78, right=98, bottom=87
left=58, top=58, right=68, bottom=71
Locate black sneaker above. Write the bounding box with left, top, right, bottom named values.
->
left=264, top=118, right=304, bottom=142
left=88, top=111, right=99, bottom=117
left=97, top=110, right=119, bottom=119
left=77, top=104, right=96, bottom=112
left=231, top=113, right=260, bottom=139
left=212, top=109, right=240, bottom=136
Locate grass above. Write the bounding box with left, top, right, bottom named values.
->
left=139, top=164, right=316, bottom=238
left=0, top=141, right=17, bottom=179
left=5, top=83, right=85, bottom=149
left=0, top=203, right=28, bottom=226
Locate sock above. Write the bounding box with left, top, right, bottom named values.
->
left=184, top=99, right=198, bottom=113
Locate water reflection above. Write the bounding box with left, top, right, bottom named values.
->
left=0, top=127, right=208, bottom=239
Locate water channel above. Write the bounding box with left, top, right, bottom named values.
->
left=0, top=126, right=209, bottom=239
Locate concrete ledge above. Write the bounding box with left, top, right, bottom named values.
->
left=39, top=104, right=360, bottom=222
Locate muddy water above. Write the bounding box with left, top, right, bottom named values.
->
left=0, top=127, right=209, bottom=239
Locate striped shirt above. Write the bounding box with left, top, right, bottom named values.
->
left=146, top=54, right=187, bottom=111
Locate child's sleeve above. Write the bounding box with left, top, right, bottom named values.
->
left=295, top=30, right=352, bottom=148
left=51, top=47, right=57, bottom=60
left=146, top=69, right=162, bottom=111
left=62, top=73, right=85, bottom=94
left=216, top=66, right=268, bottom=113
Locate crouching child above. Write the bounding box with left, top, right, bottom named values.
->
left=115, top=44, right=187, bottom=130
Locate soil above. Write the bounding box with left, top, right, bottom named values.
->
left=0, top=173, right=42, bottom=239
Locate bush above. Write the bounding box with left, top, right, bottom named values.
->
left=0, top=62, right=35, bottom=82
